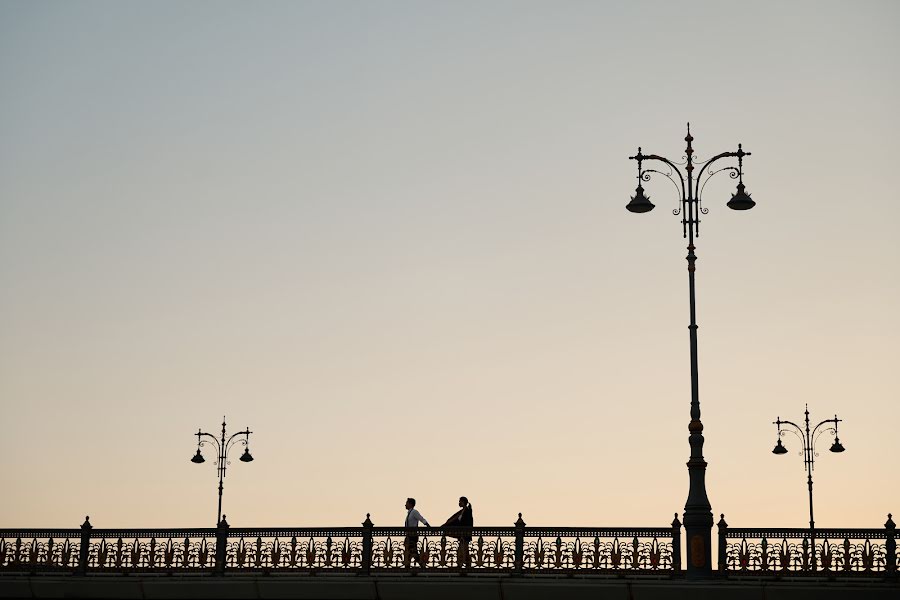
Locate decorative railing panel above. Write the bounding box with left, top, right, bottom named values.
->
left=372, top=527, right=517, bottom=571
left=87, top=529, right=217, bottom=572
left=523, top=527, right=675, bottom=572
left=225, top=528, right=364, bottom=571
left=718, top=514, right=897, bottom=577
left=0, top=530, right=81, bottom=572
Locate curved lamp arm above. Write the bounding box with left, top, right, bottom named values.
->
left=225, top=429, right=252, bottom=455
left=774, top=418, right=807, bottom=452
left=811, top=417, right=840, bottom=440
left=196, top=431, right=222, bottom=455
left=631, top=151, right=687, bottom=198
left=812, top=417, right=843, bottom=457
left=693, top=148, right=748, bottom=187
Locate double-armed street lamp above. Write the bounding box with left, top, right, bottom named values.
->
left=191, top=416, right=254, bottom=525
left=626, top=124, right=755, bottom=578
left=771, top=405, right=845, bottom=570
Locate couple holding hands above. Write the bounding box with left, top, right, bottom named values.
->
left=403, top=496, right=473, bottom=567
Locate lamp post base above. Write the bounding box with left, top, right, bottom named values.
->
left=685, top=422, right=713, bottom=579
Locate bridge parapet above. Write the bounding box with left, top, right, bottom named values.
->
left=718, top=513, right=897, bottom=578
left=3, top=513, right=896, bottom=581
left=0, top=513, right=680, bottom=577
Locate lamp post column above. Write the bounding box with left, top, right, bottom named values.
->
left=682, top=129, right=713, bottom=578
left=217, top=419, right=227, bottom=526
left=803, top=408, right=817, bottom=570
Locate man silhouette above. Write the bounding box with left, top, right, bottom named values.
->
left=403, top=497, right=430, bottom=568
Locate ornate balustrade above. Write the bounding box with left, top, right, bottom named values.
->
left=0, top=529, right=80, bottom=573
left=224, top=527, right=364, bottom=571
left=86, top=528, right=218, bottom=572
left=4, top=513, right=896, bottom=580
left=0, top=514, right=681, bottom=577
left=717, top=514, right=897, bottom=578
left=523, top=526, right=677, bottom=572
left=0, top=523, right=220, bottom=575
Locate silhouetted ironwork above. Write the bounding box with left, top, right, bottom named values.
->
left=191, top=417, right=254, bottom=525
left=718, top=514, right=895, bottom=577
left=3, top=514, right=896, bottom=580
left=0, top=514, right=681, bottom=576
left=770, top=405, right=846, bottom=571
left=626, top=124, right=755, bottom=579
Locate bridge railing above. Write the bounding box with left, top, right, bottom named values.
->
left=0, top=513, right=682, bottom=576
left=717, top=513, right=897, bottom=578
left=0, top=528, right=81, bottom=573
left=6, top=512, right=895, bottom=578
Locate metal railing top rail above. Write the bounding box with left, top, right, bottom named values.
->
left=227, top=527, right=366, bottom=537
left=372, top=526, right=515, bottom=536
left=86, top=528, right=217, bottom=538
left=724, top=527, right=890, bottom=539
left=523, top=527, right=673, bottom=536
left=0, top=526, right=676, bottom=544
left=222, top=527, right=510, bottom=538
left=0, top=529, right=82, bottom=538
left=218, top=526, right=676, bottom=537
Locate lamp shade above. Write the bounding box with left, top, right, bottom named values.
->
left=772, top=439, right=788, bottom=454
left=626, top=185, right=655, bottom=213
left=191, top=449, right=205, bottom=464
left=239, top=448, right=254, bottom=462
left=829, top=439, right=845, bottom=453
left=727, top=182, right=755, bottom=210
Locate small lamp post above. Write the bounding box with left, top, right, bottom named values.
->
left=771, top=405, right=845, bottom=570
left=191, top=416, right=254, bottom=525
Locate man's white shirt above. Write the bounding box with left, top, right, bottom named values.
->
left=405, top=509, right=430, bottom=528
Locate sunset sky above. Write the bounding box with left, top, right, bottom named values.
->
left=1, top=1, right=897, bottom=530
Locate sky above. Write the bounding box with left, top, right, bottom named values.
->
left=1, top=0, right=898, bottom=531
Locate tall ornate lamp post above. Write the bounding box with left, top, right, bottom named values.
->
left=771, top=405, right=845, bottom=570
left=626, top=124, right=755, bottom=578
left=191, top=416, right=254, bottom=525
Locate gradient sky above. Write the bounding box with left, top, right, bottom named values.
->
left=1, top=0, right=898, bottom=530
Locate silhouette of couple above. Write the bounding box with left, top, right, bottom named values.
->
left=403, top=496, right=473, bottom=568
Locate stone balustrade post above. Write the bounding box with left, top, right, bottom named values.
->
left=76, top=516, right=92, bottom=576
left=716, top=514, right=728, bottom=577
left=671, top=513, right=682, bottom=574
left=361, top=514, right=373, bottom=576
left=215, top=515, right=229, bottom=576
left=886, top=513, right=896, bottom=581
left=513, top=513, right=525, bottom=576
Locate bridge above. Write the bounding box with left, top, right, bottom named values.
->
left=1, top=513, right=896, bottom=598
